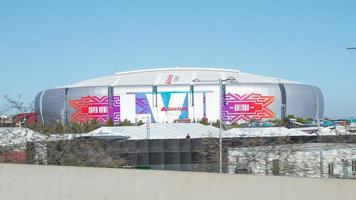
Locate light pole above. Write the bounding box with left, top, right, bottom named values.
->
left=146, top=115, right=151, bottom=139
left=346, top=46, right=355, bottom=134
left=193, top=77, right=237, bottom=173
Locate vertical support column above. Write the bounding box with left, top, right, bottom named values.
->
left=221, top=83, right=226, bottom=127
left=64, top=88, right=69, bottom=126
left=203, top=92, right=207, bottom=119
left=278, top=83, right=287, bottom=120
left=219, top=80, right=226, bottom=173
left=108, top=86, right=115, bottom=125
left=190, top=84, right=194, bottom=106
left=190, top=84, right=195, bottom=121
left=152, top=85, right=158, bottom=123
left=314, top=87, right=321, bottom=134
left=39, top=90, right=47, bottom=125
left=320, top=150, right=324, bottom=178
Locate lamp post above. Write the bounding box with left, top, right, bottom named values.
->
left=193, top=77, right=237, bottom=173
left=146, top=115, right=151, bottom=139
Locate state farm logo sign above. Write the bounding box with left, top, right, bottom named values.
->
left=69, top=96, right=120, bottom=123
left=160, top=107, right=188, bottom=112
left=224, top=93, right=275, bottom=123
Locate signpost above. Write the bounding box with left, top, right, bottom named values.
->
left=193, top=77, right=237, bottom=173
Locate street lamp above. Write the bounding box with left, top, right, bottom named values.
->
left=192, top=76, right=237, bottom=173
left=347, top=47, right=356, bottom=50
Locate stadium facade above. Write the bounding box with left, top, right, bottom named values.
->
left=34, top=68, right=324, bottom=125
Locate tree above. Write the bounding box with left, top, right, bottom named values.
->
left=198, top=118, right=210, bottom=125
left=120, top=119, right=131, bottom=126
left=228, top=122, right=241, bottom=129
left=136, top=120, right=144, bottom=126
left=70, top=123, right=82, bottom=133
left=212, top=119, right=220, bottom=128
left=81, top=122, right=91, bottom=133
left=269, top=118, right=288, bottom=127
left=296, top=117, right=307, bottom=124
left=54, top=123, right=64, bottom=134
left=89, top=119, right=101, bottom=130
left=287, top=115, right=296, bottom=119
left=105, top=118, right=114, bottom=126
left=45, top=139, right=129, bottom=168
left=1, top=95, right=33, bottom=115
left=0, top=95, right=34, bottom=127
left=192, top=137, right=220, bottom=172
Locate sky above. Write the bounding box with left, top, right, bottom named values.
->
left=0, top=0, right=355, bottom=118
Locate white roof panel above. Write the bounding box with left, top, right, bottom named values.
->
left=78, top=124, right=342, bottom=140
left=80, top=123, right=221, bottom=140
left=59, top=67, right=301, bottom=88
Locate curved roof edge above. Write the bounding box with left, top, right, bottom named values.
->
left=55, top=67, right=310, bottom=89
left=114, top=67, right=240, bottom=75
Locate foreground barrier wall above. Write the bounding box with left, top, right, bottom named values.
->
left=0, top=164, right=355, bottom=200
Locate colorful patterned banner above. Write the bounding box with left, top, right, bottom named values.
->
left=136, top=93, right=152, bottom=115
left=223, top=93, right=275, bottom=123
left=69, top=96, right=120, bottom=123
left=135, top=92, right=189, bottom=122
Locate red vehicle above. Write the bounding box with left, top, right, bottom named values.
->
left=16, top=113, right=37, bottom=126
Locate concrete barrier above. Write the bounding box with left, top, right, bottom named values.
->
left=0, top=163, right=355, bottom=200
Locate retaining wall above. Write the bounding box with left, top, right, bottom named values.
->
left=0, top=163, right=355, bottom=200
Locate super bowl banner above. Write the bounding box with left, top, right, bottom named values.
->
left=68, top=91, right=276, bottom=124
left=69, top=96, right=120, bottom=123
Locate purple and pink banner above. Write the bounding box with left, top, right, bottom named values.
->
left=69, top=96, right=120, bottom=123
left=223, top=93, right=275, bottom=123
left=68, top=92, right=275, bottom=124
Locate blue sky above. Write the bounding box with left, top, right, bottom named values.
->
left=0, top=0, right=355, bottom=118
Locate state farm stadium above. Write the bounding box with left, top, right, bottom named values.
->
left=34, top=68, right=324, bottom=125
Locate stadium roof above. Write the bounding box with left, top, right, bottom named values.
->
left=60, top=67, right=302, bottom=88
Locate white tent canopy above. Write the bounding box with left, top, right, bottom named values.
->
left=0, top=124, right=346, bottom=147
left=79, top=123, right=221, bottom=140
left=78, top=123, right=342, bottom=140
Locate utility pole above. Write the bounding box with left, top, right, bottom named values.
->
left=146, top=115, right=151, bottom=139
left=193, top=77, right=237, bottom=173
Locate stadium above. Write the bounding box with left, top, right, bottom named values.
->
left=34, top=68, right=324, bottom=125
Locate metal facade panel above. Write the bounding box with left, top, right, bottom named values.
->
left=40, top=89, right=65, bottom=124
left=36, top=82, right=324, bottom=125
left=34, top=92, right=42, bottom=123
left=284, top=84, right=324, bottom=119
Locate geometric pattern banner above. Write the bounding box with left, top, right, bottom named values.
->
left=69, top=96, right=120, bottom=123
left=223, top=93, right=275, bottom=123
left=134, top=92, right=189, bottom=123
left=135, top=93, right=152, bottom=115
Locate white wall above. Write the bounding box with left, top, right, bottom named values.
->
left=228, top=144, right=356, bottom=178
left=0, top=164, right=355, bottom=200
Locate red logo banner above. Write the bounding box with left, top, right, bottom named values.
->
left=69, top=96, right=120, bottom=123
left=224, top=93, right=275, bottom=122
